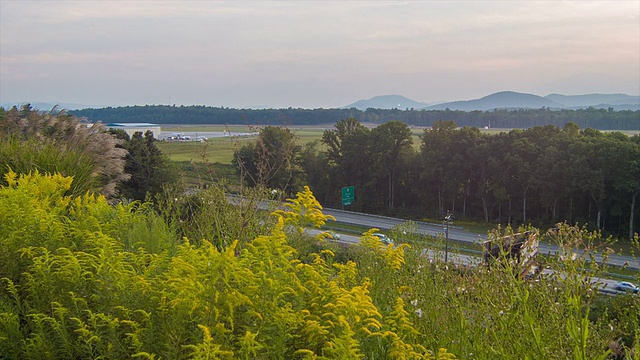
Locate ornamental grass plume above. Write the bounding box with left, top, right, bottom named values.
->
left=0, top=105, right=129, bottom=199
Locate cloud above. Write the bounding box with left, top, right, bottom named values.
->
left=1, top=1, right=638, bottom=107
left=2, top=51, right=126, bottom=65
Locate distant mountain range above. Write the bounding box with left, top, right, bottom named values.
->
left=3, top=91, right=639, bottom=112
left=344, top=92, right=640, bottom=111
left=344, top=95, right=429, bottom=111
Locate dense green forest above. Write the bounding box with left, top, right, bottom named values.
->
left=235, top=119, right=640, bottom=241
left=69, top=105, right=640, bottom=130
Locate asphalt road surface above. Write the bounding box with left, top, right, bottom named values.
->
left=226, top=194, right=639, bottom=270
left=322, top=207, right=640, bottom=269
left=307, top=228, right=637, bottom=296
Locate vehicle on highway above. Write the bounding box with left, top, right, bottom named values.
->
left=373, top=233, right=393, bottom=245
left=614, top=281, right=639, bottom=294
left=327, top=231, right=341, bottom=241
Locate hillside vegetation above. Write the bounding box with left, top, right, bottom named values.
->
left=1, top=171, right=638, bottom=359
left=1, top=106, right=639, bottom=358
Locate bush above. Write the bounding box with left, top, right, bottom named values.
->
left=1, top=174, right=454, bottom=358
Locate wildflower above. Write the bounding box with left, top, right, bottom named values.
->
left=499, top=310, right=504, bottom=316
left=410, top=299, right=418, bottom=307
left=415, top=308, right=423, bottom=318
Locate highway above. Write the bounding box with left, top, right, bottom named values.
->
left=306, top=228, right=637, bottom=296
left=322, top=207, right=640, bottom=269
left=226, top=194, right=639, bottom=269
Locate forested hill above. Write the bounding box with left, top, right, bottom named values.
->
left=69, top=105, right=640, bottom=130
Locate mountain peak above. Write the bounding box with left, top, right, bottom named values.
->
left=344, top=95, right=428, bottom=110
left=424, top=91, right=562, bottom=111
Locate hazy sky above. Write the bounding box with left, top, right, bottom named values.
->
left=1, top=1, right=639, bottom=109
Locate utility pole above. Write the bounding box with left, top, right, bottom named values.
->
left=444, top=210, right=452, bottom=263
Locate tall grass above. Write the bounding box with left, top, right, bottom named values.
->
left=0, top=137, right=100, bottom=197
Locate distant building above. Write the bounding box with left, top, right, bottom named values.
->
left=107, top=123, right=161, bottom=139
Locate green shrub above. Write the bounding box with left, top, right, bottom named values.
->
left=1, top=173, right=456, bottom=358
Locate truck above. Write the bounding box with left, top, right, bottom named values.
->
left=482, top=231, right=540, bottom=279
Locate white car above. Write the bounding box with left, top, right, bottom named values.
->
left=615, top=281, right=639, bottom=294
left=327, top=231, right=340, bottom=241
left=373, top=233, right=393, bottom=245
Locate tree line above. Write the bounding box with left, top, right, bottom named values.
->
left=69, top=105, right=640, bottom=130
left=236, top=119, right=640, bottom=240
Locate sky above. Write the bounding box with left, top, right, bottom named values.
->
left=1, top=1, right=639, bottom=109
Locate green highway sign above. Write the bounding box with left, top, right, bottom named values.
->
left=341, top=186, right=354, bottom=206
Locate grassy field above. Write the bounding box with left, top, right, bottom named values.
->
left=158, top=124, right=639, bottom=166
left=157, top=124, right=424, bottom=165
left=157, top=125, right=334, bottom=165
left=157, top=136, right=254, bottom=164
left=155, top=125, right=328, bottom=187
